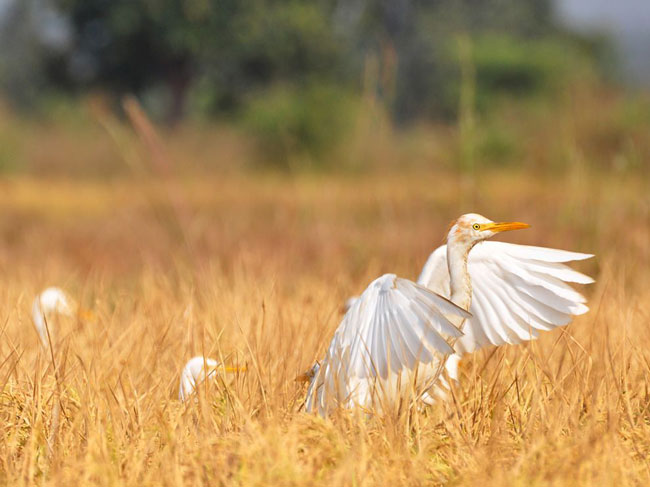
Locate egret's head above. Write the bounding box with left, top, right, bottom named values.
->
left=36, top=287, right=74, bottom=318
left=33, top=286, right=95, bottom=325
left=179, top=356, right=246, bottom=401
left=447, top=213, right=530, bottom=247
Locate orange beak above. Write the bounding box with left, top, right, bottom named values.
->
left=78, top=308, right=95, bottom=321
left=483, top=221, right=530, bottom=233
left=222, top=365, right=247, bottom=373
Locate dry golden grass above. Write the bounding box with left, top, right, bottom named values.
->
left=1, top=83, right=649, bottom=485
left=0, top=163, right=649, bottom=486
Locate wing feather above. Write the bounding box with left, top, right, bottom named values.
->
left=492, top=275, right=562, bottom=331
left=481, top=283, right=528, bottom=342
left=507, top=273, right=588, bottom=315
left=499, top=259, right=587, bottom=304
left=472, top=286, right=509, bottom=345
left=519, top=259, right=594, bottom=284
left=417, top=241, right=594, bottom=355
left=485, top=278, right=542, bottom=341
left=500, top=244, right=593, bottom=263
left=305, top=273, right=470, bottom=415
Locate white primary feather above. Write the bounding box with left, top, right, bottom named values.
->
left=417, top=241, right=594, bottom=396
left=305, top=274, right=470, bottom=416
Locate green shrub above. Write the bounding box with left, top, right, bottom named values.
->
left=240, top=82, right=358, bottom=169
left=443, top=34, right=594, bottom=117
left=470, top=34, right=591, bottom=110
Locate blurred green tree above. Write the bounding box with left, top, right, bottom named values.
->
left=50, top=0, right=568, bottom=123
left=353, top=0, right=559, bottom=121
left=0, top=0, right=71, bottom=109
left=0, top=0, right=598, bottom=168
left=53, top=0, right=349, bottom=122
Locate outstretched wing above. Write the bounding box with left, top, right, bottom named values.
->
left=417, top=241, right=594, bottom=355
left=306, top=273, right=470, bottom=415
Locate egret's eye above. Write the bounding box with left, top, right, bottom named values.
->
left=472, top=223, right=481, bottom=230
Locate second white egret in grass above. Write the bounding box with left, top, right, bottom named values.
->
left=32, top=287, right=75, bottom=350
left=178, top=356, right=245, bottom=402
left=179, top=356, right=219, bottom=401
left=32, top=287, right=94, bottom=351
left=305, top=214, right=594, bottom=416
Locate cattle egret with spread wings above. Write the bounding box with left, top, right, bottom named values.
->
left=305, top=214, right=594, bottom=416
left=417, top=232, right=594, bottom=402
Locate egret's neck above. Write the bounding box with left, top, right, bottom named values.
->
left=447, top=239, right=474, bottom=314
left=32, top=304, right=50, bottom=349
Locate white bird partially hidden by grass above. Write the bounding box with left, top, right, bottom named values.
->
left=32, top=287, right=75, bottom=350
left=178, top=356, right=245, bottom=402
left=305, top=214, right=594, bottom=416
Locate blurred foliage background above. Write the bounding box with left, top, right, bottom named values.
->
left=0, top=0, right=648, bottom=171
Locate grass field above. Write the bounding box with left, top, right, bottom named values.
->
left=0, top=89, right=649, bottom=485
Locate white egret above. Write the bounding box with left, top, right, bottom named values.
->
left=32, top=287, right=75, bottom=350
left=305, top=214, right=594, bottom=416
left=178, top=356, right=244, bottom=402
left=416, top=227, right=594, bottom=402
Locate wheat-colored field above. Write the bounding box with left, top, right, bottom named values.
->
left=1, top=86, right=650, bottom=485
left=0, top=166, right=648, bottom=486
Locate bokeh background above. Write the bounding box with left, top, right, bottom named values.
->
left=0, top=0, right=649, bottom=174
